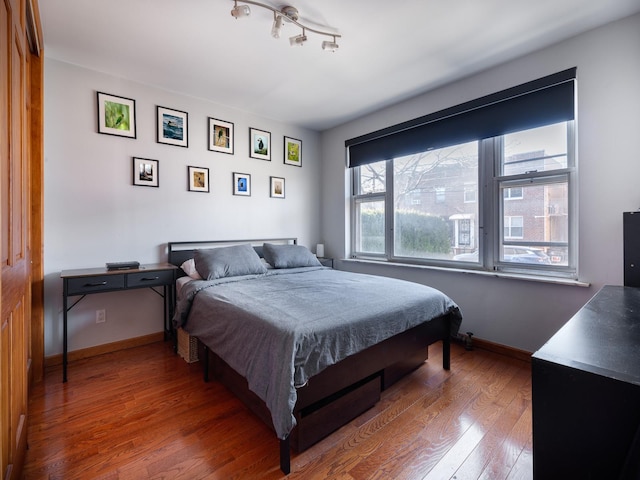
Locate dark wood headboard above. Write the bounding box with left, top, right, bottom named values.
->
left=167, top=238, right=298, bottom=273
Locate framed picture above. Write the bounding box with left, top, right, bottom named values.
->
left=249, top=127, right=271, bottom=161
left=132, top=157, right=159, bottom=187
left=97, top=92, right=136, bottom=138
left=208, top=117, right=234, bottom=154
left=270, top=176, right=285, bottom=198
left=284, top=136, right=302, bottom=167
left=157, top=106, right=188, bottom=147
left=188, top=166, right=209, bottom=193
left=233, top=172, right=251, bottom=196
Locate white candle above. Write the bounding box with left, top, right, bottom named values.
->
left=316, top=243, right=325, bottom=258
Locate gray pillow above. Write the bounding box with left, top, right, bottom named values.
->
left=194, top=244, right=267, bottom=280
left=262, top=243, right=322, bottom=269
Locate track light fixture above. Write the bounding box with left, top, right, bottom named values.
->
left=289, top=32, right=307, bottom=47
left=230, top=0, right=341, bottom=51
left=271, top=13, right=284, bottom=38
left=230, top=3, right=250, bottom=18
left=321, top=36, right=339, bottom=52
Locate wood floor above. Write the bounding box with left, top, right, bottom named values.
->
left=24, top=341, right=533, bottom=480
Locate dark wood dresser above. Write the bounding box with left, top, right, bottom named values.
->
left=532, top=285, right=640, bottom=479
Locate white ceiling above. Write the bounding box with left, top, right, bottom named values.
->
left=40, top=0, right=640, bottom=131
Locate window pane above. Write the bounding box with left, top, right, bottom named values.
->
left=357, top=160, right=386, bottom=194
left=501, top=245, right=552, bottom=264
left=504, top=216, right=524, bottom=239
left=464, top=183, right=477, bottom=203
left=355, top=200, right=385, bottom=254
left=504, top=187, right=523, bottom=199
left=503, top=122, right=568, bottom=176
left=500, top=180, right=568, bottom=265
left=393, top=141, right=479, bottom=260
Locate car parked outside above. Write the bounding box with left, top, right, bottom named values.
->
left=453, top=246, right=552, bottom=264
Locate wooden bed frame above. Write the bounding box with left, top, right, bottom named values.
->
left=167, top=239, right=454, bottom=474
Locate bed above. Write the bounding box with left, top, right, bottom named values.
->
left=168, top=239, right=462, bottom=474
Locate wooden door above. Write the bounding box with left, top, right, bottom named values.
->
left=1, top=0, right=41, bottom=477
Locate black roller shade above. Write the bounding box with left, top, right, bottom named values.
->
left=347, top=68, right=576, bottom=168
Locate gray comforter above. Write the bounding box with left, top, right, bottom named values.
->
left=173, top=267, right=462, bottom=440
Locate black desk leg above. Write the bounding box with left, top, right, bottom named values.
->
left=163, top=285, right=168, bottom=341
left=62, top=284, right=68, bottom=383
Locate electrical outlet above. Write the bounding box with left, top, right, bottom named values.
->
left=96, top=309, right=106, bottom=324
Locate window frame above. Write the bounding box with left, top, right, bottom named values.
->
left=490, top=123, right=576, bottom=277
left=351, top=165, right=388, bottom=259
left=350, top=120, right=577, bottom=280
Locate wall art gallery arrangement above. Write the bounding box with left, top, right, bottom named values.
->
left=96, top=90, right=301, bottom=197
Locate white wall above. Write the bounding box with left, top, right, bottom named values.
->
left=320, top=13, right=640, bottom=353
left=44, top=59, right=322, bottom=356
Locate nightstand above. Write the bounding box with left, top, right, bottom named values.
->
left=60, top=263, right=177, bottom=382
left=318, top=257, right=333, bottom=268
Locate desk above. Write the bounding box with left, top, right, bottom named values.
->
left=532, top=285, right=640, bottom=479
left=61, top=263, right=177, bottom=382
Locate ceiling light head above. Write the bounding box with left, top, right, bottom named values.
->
left=281, top=6, right=299, bottom=22
left=271, top=14, right=284, bottom=39
left=230, top=2, right=250, bottom=18
left=289, top=33, right=307, bottom=46
left=321, top=37, right=339, bottom=52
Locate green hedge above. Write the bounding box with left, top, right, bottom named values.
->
left=361, top=210, right=451, bottom=255
left=360, top=210, right=385, bottom=252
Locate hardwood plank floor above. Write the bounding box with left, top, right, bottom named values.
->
left=24, top=341, right=532, bottom=479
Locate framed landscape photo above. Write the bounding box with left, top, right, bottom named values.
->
left=233, top=172, right=251, bottom=196
left=157, top=106, right=188, bottom=147
left=97, top=92, right=136, bottom=138
left=284, top=136, right=302, bottom=167
left=132, top=157, right=159, bottom=187
left=270, top=176, right=285, bottom=199
left=188, top=166, right=209, bottom=193
left=249, top=127, right=271, bottom=161
left=208, top=117, right=234, bottom=154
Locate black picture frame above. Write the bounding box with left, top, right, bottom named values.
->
left=208, top=117, right=234, bottom=154
left=284, top=136, right=302, bottom=167
left=188, top=166, right=210, bottom=192
left=157, top=106, right=189, bottom=147
left=233, top=172, right=251, bottom=196
left=270, top=176, right=285, bottom=198
left=132, top=157, right=159, bottom=187
left=249, top=127, right=271, bottom=161
left=97, top=91, right=136, bottom=139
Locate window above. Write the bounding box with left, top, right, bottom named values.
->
left=347, top=69, right=577, bottom=278
left=504, top=216, right=524, bottom=239
left=392, top=141, right=478, bottom=261
left=458, top=218, right=471, bottom=246
left=353, top=161, right=386, bottom=255
left=504, top=187, right=523, bottom=200
left=464, top=183, right=477, bottom=203
left=351, top=121, right=574, bottom=275
left=497, top=122, right=572, bottom=267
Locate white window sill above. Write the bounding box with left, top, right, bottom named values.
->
left=340, top=258, right=590, bottom=288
